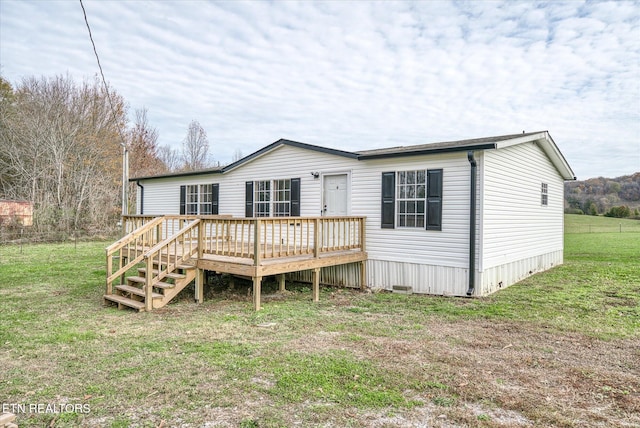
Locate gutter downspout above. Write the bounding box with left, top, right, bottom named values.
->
left=467, top=151, right=477, bottom=296
left=136, top=181, right=144, bottom=215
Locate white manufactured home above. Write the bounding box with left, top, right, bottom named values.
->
left=129, top=131, right=575, bottom=298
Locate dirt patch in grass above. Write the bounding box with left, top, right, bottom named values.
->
left=278, top=313, right=639, bottom=427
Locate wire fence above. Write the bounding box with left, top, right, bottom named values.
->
left=0, top=227, right=120, bottom=250
left=565, top=223, right=640, bottom=234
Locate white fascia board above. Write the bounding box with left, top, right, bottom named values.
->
left=495, top=131, right=576, bottom=180
left=493, top=132, right=549, bottom=149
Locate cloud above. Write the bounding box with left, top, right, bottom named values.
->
left=0, top=0, right=638, bottom=178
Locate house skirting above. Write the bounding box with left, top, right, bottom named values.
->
left=289, top=260, right=468, bottom=296
left=479, top=250, right=563, bottom=295
left=288, top=250, right=563, bottom=297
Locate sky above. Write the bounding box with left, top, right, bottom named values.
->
left=1, top=0, right=639, bottom=179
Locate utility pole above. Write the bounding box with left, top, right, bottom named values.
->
left=121, top=143, right=129, bottom=216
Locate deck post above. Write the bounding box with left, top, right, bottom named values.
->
left=278, top=273, right=286, bottom=292
left=145, top=256, right=153, bottom=312
left=106, top=251, right=113, bottom=296
left=312, top=267, right=320, bottom=302
left=195, top=268, right=204, bottom=304
left=360, top=261, right=367, bottom=291
left=253, top=219, right=261, bottom=266
left=253, top=275, right=262, bottom=310
left=197, top=220, right=204, bottom=260
left=359, top=217, right=366, bottom=252
left=314, top=218, right=320, bottom=258
left=119, top=252, right=126, bottom=285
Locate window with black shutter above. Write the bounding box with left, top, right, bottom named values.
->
left=212, top=183, right=219, bottom=215
left=179, top=185, right=186, bottom=215
left=381, top=172, right=395, bottom=228
left=245, top=181, right=254, bottom=217
left=426, top=169, right=443, bottom=230
left=380, top=169, right=443, bottom=230
left=291, top=178, right=301, bottom=216
left=246, top=178, right=300, bottom=217
left=179, top=183, right=219, bottom=215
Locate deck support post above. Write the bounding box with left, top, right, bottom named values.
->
left=312, top=268, right=320, bottom=302
left=278, top=273, right=286, bottom=292
left=359, top=261, right=367, bottom=291
left=195, top=268, right=204, bottom=304
left=253, top=276, right=262, bottom=311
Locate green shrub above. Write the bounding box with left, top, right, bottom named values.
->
left=605, top=205, right=631, bottom=218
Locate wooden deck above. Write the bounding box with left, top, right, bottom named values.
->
left=105, top=215, right=367, bottom=311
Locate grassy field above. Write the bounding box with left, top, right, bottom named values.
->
left=0, top=215, right=638, bottom=427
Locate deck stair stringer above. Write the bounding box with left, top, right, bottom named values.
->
left=104, top=218, right=201, bottom=312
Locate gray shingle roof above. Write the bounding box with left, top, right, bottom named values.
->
left=356, top=132, right=544, bottom=159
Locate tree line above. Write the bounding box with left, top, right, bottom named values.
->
left=0, top=74, right=214, bottom=236
left=565, top=173, right=640, bottom=218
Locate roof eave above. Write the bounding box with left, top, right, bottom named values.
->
left=357, top=143, right=497, bottom=160
left=130, top=168, right=223, bottom=182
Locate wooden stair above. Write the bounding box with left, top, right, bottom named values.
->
left=104, top=262, right=196, bottom=312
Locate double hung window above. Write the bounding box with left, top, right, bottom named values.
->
left=381, top=169, right=443, bottom=230
left=179, top=184, right=219, bottom=215
left=245, top=178, right=300, bottom=217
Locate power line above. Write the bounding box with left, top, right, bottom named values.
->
left=79, top=0, right=127, bottom=148
left=79, top=0, right=129, bottom=216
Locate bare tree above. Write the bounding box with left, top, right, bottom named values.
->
left=0, top=74, right=125, bottom=233
left=128, top=108, right=165, bottom=177
left=157, top=145, right=181, bottom=172
left=231, top=148, right=244, bottom=163
left=181, top=120, right=210, bottom=171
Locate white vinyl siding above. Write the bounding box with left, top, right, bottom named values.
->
left=481, top=142, right=565, bottom=275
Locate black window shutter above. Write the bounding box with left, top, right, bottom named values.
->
left=212, top=183, right=219, bottom=215
left=426, top=169, right=443, bottom=231
left=179, top=185, right=186, bottom=215
left=245, top=181, right=253, bottom=217
left=381, top=172, right=395, bottom=229
left=290, top=178, right=301, bottom=216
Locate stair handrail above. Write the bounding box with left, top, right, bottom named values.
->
left=143, top=219, right=201, bottom=311
left=106, top=216, right=166, bottom=295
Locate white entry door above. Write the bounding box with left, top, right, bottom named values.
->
left=323, top=174, right=349, bottom=216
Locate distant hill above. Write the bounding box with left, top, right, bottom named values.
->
left=565, top=173, right=640, bottom=216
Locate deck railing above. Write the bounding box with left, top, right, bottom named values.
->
left=200, top=216, right=366, bottom=263
left=122, top=215, right=201, bottom=238
left=143, top=219, right=201, bottom=311
left=107, top=215, right=209, bottom=295
left=106, top=216, right=166, bottom=295
left=108, top=215, right=365, bottom=298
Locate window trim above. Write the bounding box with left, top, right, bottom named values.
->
left=541, top=182, right=548, bottom=206
left=396, top=170, right=426, bottom=228
left=246, top=178, right=301, bottom=218
left=381, top=168, right=443, bottom=230
left=179, top=184, right=219, bottom=215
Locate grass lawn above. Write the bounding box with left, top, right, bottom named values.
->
left=0, top=215, right=638, bottom=427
